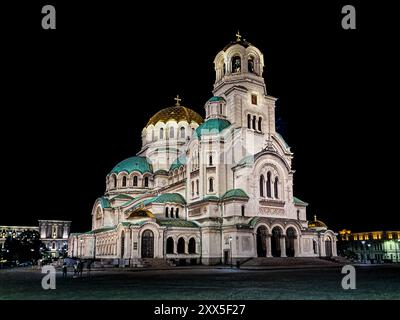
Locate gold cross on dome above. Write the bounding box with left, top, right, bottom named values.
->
left=174, top=95, right=182, bottom=106
left=236, top=30, right=242, bottom=42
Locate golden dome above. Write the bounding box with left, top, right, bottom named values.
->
left=146, top=105, right=203, bottom=127
left=308, top=215, right=327, bottom=230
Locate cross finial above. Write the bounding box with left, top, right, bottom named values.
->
left=236, top=30, right=242, bottom=42
left=174, top=95, right=182, bottom=106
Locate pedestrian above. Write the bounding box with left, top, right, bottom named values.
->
left=73, top=263, right=78, bottom=278
left=78, top=261, right=83, bottom=277
left=62, top=262, right=68, bottom=278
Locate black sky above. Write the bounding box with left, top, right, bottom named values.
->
left=2, top=1, right=399, bottom=232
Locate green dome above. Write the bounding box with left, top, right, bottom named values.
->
left=170, top=155, right=187, bottom=171
left=195, top=118, right=231, bottom=138
left=110, top=156, right=153, bottom=175
left=208, top=96, right=226, bottom=103
left=221, top=189, right=249, bottom=201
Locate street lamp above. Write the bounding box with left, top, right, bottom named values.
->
left=229, top=236, right=233, bottom=268
left=361, top=241, right=366, bottom=263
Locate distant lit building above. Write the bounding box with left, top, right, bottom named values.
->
left=338, top=229, right=400, bottom=263
left=1, top=220, right=71, bottom=257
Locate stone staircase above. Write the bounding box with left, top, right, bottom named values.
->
left=241, top=257, right=341, bottom=267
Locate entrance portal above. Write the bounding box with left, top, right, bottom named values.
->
left=271, top=227, right=282, bottom=257
left=141, top=230, right=154, bottom=258
left=285, top=227, right=296, bottom=257
left=256, top=226, right=268, bottom=257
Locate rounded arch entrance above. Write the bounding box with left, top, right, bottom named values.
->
left=325, top=236, right=333, bottom=257
left=256, top=225, right=268, bottom=257
left=271, top=226, right=283, bottom=257
left=285, top=227, right=296, bottom=257
left=141, top=229, right=154, bottom=258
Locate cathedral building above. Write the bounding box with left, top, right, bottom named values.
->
left=68, top=33, right=337, bottom=265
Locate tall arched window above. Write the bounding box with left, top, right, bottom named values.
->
left=209, top=154, right=213, bottom=166
left=113, top=176, right=117, bottom=189
left=232, top=56, right=241, bottom=73
left=144, top=177, right=149, bottom=187
left=247, top=114, right=251, bottom=128
left=169, top=127, right=174, bottom=138
left=170, top=208, right=174, bottom=218
left=122, top=176, right=127, bottom=187
left=196, top=179, right=199, bottom=195
left=191, top=181, right=194, bottom=196
left=177, top=238, right=185, bottom=254
left=209, top=178, right=214, bottom=192
left=274, top=177, right=279, bottom=199
left=188, top=238, right=196, bottom=254
left=175, top=208, right=179, bottom=219
left=241, top=205, right=245, bottom=216
left=266, top=171, right=272, bottom=198
left=133, top=176, right=138, bottom=186
left=159, top=127, right=164, bottom=139
left=165, top=207, right=169, bottom=218
left=166, top=237, right=174, bottom=254
left=248, top=57, right=255, bottom=73
left=252, top=116, right=256, bottom=130
left=258, top=117, right=262, bottom=131
left=260, top=175, right=265, bottom=197
left=219, top=104, right=223, bottom=114
left=180, top=127, right=185, bottom=139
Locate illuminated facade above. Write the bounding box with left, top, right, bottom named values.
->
left=1, top=220, right=71, bottom=257
left=339, top=229, right=400, bottom=263
left=69, top=34, right=337, bottom=266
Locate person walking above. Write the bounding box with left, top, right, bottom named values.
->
left=62, top=262, right=68, bottom=278
left=73, top=263, right=78, bottom=278
left=78, top=261, right=83, bottom=277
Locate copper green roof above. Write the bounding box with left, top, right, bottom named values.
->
left=157, top=219, right=199, bottom=228
left=131, top=193, right=186, bottom=211
left=195, top=118, right=231, bottom=138
left=275, top=132, right=290, bottom=149
left=203, top=195, right=220, bottom=201
left=208, top=96, right=226, bottom=102
left=238, top=155, right=254, bottom=166
left=110, top=156, right=153, bottom=175
left=170, top=155, right=187, bottom=171
left=111, top=194, right=133, bottom=200
left=85, top=226, right=115, bottom=234
left=294, top=197, right=308, bottom=206
left=99, top=197, right=111, bottom=208
left=221, top=189, right=249, bottom=201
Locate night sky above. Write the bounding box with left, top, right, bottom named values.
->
left=2, top=1, right=398, bottom=233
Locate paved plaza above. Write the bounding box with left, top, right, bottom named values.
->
left=1, top=265, right=399, bottom=300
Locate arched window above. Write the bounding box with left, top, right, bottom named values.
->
left=177, top=238, right=185, bottom=254
left=113, top=176, right=117, bottom=189
left=219, top=104, right=223, bottom=114
left=232, top=56, right=241, bottom=73
left=170, top=208, right=174, bottom=218
left=241, top=205, right=245, bottom=217
left=209, top=178, right=214, bottom=192
left=188, top=238, right=196, bottom=254
left=165, top=207, right=169, bottom=218
left=260, top=175, right=264, bottom=197
left=209, top=154, right=213, bottom=166
left=266, top=172, right=272, bottom=198
left=144, top=177, right=149, bottom=188
left=122, top=176, right=127, bottom=187
left=223, top=63, right=226, bottom=75
left=196, top=179, right=199, bottom=195
left=252, top=116, right=256, bottom=130
left=274, top=177, right=279, bottom=199
left=248, top=57, right=255, bottom=73
left=176, top=208, right=179, bottom=219
left=166, top=237, right=174, bottom=254
left=258, top=117, right=262, bottom=131
left=191, top=181, right=194, bottom=197
left=180, top=127, right=185, bottom=139
left=169, top=127, right=174, bottom=138
left=120, top=231, right=125, bottom=258
left=247, top=114, right=251, bottom=129
left=159, top=127, right=164, bottom=139
left=133, top=176, right=138, bottom=186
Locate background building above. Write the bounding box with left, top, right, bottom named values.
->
left=338, top=229, right=400, bottom=263
left=0, top=226, right=39, bottom=250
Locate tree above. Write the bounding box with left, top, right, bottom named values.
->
left=3, top=230, right=46, bottom=264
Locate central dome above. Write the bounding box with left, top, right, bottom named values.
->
left=146, top=105, right=203, bottom=127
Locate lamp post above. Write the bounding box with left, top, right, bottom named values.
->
left=361, top=240, right=365, bottom=263
left=229, top=236, right=233, bottom=268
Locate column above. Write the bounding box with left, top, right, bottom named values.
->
left=185, top=240, right=189, bottom=254
left=280, top=235, right=287, bottom=257
left=294, top=236, right=300, bottom=257
left=266, top=234, right=272, bottom=257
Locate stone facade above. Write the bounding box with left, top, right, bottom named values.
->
left=69, top=34, right=337, bottom=265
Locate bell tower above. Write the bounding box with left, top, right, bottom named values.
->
left=211, top=32, right=277, bottom=153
